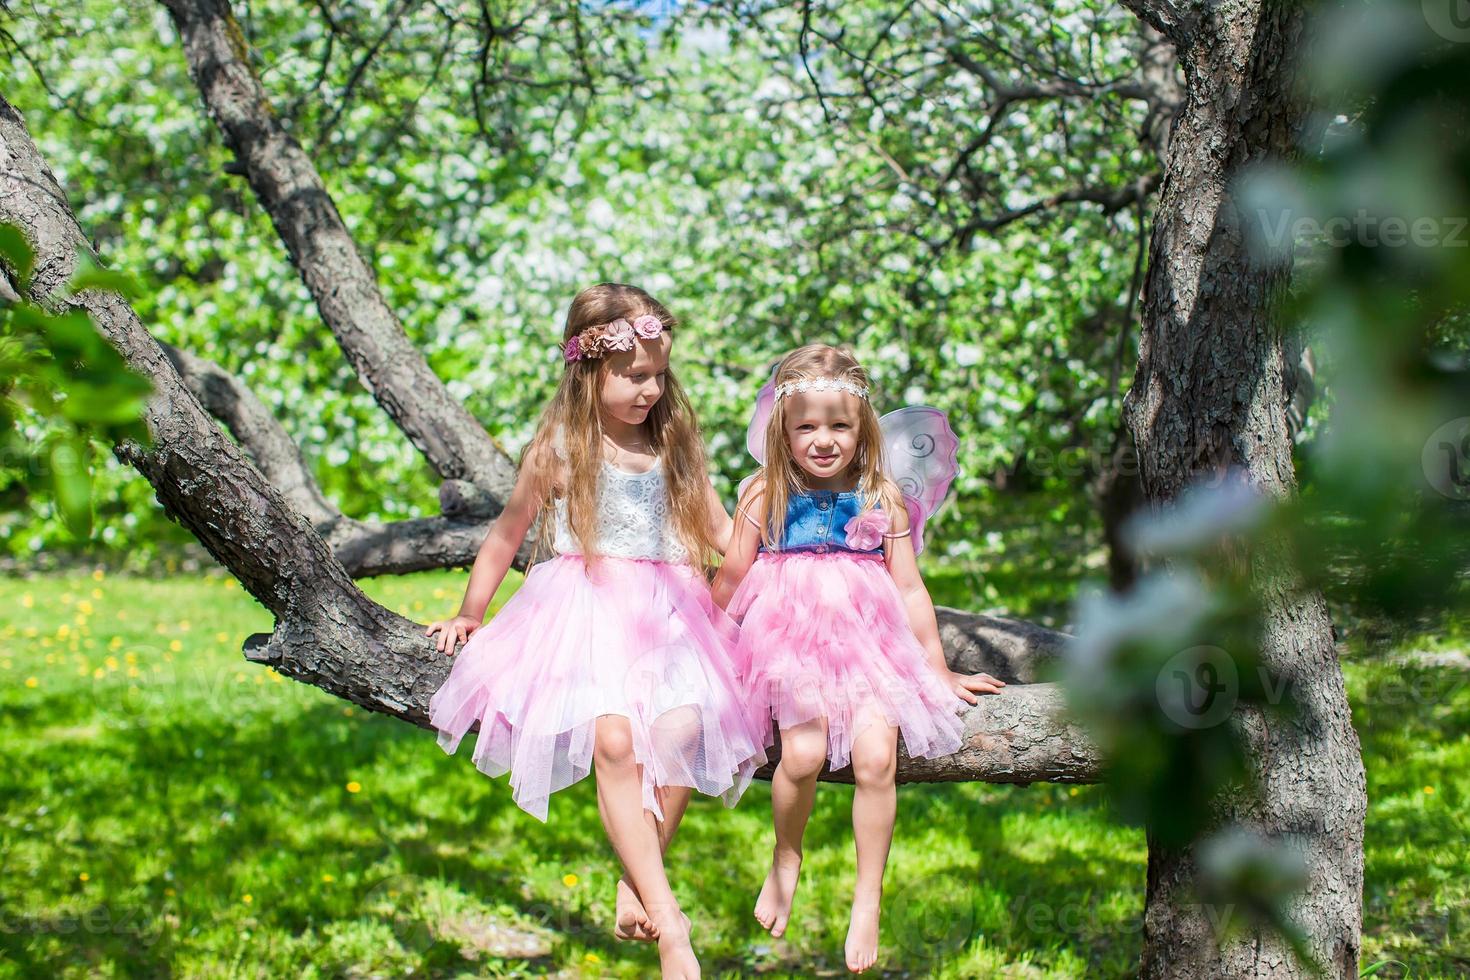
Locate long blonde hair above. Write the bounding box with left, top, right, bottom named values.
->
left=740, top=344, right=905, bottom=551
left=523, top=283, right=717, bottom=568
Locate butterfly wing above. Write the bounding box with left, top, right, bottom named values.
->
left=879, top=406, right=959, bottom=555
left=744, top=364, right=780, bottom=465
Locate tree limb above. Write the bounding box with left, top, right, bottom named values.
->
left=159, top=339, right=542, bottom=576
left=157, top=0, right=518, bottom=509
left=1115, top=0, right=1196, bottom=50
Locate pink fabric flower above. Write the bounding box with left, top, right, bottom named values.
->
left=603, top=318, right=635, bottom=351
left=632, top=313, right=663, bottom=339
left=844, top=508, right=890, bottom=551
left=563, top=335, right=583, bottom=362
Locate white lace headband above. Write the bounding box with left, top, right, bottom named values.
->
left=774, top=377, right=870, bottom=401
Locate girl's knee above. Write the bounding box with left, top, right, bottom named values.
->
left=594, top=717, right=637, bottom=768
left=851, top=750, right=896, bottom=786
left=850, top=732, right=897, bottom=786
left=778, top=731, right=829, bottom=780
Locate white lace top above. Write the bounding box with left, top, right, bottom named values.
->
left=549, top=433, right=690, bottom=562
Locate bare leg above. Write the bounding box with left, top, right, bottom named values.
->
left=845, top=717, right=898, bottom=973
left=613, top=784, right=692, bottom=941
left=609, top=704, right=701, bottom=941
left=754, top=717, right=829, bottom=938
left=593, top=715, right=699, bottom=979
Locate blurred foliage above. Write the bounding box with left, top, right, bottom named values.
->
left=0, top=222, right=153, bottom=542
left=0, top=0, right=1154, bottom=608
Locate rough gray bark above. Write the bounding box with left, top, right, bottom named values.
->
left=159, top=341, right=339, bottom=524
left=1117, top=1, right=1366, bottom=977
left=0, top=92, right=1097, bottom=782
left=757, top=678, right=1101, bottom=786
left=936, top=606, right=1068, bottom=683
left=157, top=0, right=517, bottom=512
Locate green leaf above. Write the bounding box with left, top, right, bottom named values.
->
left=68, top=254, right=140, bottom=299
left=49, top=434, right=93, bottom=540
left=0, top=223, right=35, bottom=291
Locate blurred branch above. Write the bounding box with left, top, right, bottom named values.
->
left=940, top=172, right=1162, bottom=252
left=313, top=0, right=420, bottom=139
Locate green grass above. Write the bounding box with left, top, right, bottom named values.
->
left=0, top=571, right=1465, bottom=977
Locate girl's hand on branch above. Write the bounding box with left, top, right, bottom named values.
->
left=425, top=616, right=483, bottom=655
left=941, top=668, right=1007, bottom=704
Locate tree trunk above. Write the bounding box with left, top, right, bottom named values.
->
left=1118, top=1, right=1366, bottom=976
left=157, top=0, right=518, bottom=511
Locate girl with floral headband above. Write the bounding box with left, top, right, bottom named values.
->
left=711, top=343, right=1006, bottom=974
left=425, top=283, right=766, bottom=979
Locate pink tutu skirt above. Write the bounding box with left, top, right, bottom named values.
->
left=429, top=553, right=767, bottom=822
left=727, top=550, right=967, bottom=770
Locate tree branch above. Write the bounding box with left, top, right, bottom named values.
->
left=157, top=0, right=518, bottom=509
left=160, top=339, right=538, bottom=575
left=1115, top=0, right=1196, bottom=50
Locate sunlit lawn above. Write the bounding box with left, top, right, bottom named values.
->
left=1, top=569, right=1465, bottom=978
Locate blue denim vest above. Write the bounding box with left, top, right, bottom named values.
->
left=757, top=489, right=884, bottom=555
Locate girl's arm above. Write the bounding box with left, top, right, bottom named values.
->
left=711, top=483, right=763, bottom=610
left=883, top=503, right=1007, bottom=704
left=705, top=476, right=735, bottom=557
left=426, top=444, right=556, bottom=653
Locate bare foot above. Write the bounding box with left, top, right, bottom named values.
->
left=614, top=876, right=656, bottom=942
left=753, top=848, right=803, bottom=937
left=844, top=894, right=882, bottom=973
left=647, top=904, right=700, bottom=979
left=615, top=877, right=692, bottom=943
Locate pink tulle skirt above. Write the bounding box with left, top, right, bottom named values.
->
left=727, top=550, right=967, bottom=771
left=428, top=554, right=767, bottom=822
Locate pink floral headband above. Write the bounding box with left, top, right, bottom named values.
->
left=562, top=313, right=666, bottom=363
